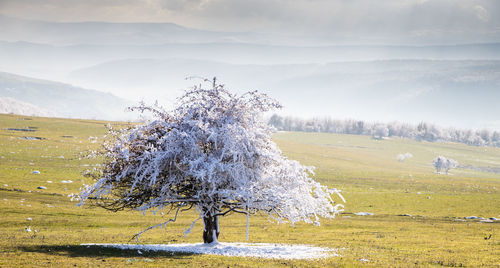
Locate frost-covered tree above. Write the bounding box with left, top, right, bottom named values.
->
left=443, top=158, right=459, bottom=174
left=397, top=152, right=413, bottom=162
left=371, top=124, right=389, bottom=139
left=432, top=156, right=458, bottom=174
left=78, top=78, right=344, bottom=244
left=432, top=156, right=445, bottom=173
left=268, top=116, right=500, bottom=148
left=268, top=114, right=283, bottom=130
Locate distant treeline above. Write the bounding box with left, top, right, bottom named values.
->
left=268, top=115, right=500, bottom=147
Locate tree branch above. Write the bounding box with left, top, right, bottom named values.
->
left=129, top=205, right=182, bottom=244
left=214, top=207, right=248, bottom=217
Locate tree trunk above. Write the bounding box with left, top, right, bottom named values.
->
left=203, top=213, right=219, bottom=244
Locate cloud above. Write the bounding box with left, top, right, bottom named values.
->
left=0, top=0, right=499, bottom=44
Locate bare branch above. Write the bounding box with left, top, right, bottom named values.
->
left=129, top=205, right=182, bottom=244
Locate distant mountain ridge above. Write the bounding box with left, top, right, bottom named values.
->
left=0, top=71, right=132, bottom=120
left=3, top=39, right=500, bottom=90
left=0, top=14, right=261, bottom=46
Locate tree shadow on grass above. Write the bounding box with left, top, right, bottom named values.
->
left=20, top=244, right=196, bottom=259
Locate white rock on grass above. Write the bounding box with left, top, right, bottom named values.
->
left=465, top=216, right=478, bottom=219
left=37, top=186, right=47, bottom=189
left=61, top=180, right=73, bottom=183
left=82, top=243, right=338, bottom=260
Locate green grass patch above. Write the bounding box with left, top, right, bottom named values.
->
left=0, top=114, right=499, bottom=267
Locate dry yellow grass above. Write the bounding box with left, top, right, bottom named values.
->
left=0, top=114, right=499, bottom=267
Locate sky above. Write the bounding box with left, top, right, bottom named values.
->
left=1, top=0, right=500, bottom=44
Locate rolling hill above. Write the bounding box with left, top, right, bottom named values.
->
left=0, top=71, right=132, bottom=120
left=0, top=97, right=57, bottom=117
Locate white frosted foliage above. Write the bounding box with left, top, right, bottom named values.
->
left=432, top=156, right=458, bottom=174
left=78, top=78, right=344, bottom=241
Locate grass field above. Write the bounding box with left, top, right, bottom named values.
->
left=0, top=113, right=499, bottom=267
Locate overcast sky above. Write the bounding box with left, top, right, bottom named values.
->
left=1, top=0, right=499, bottom=44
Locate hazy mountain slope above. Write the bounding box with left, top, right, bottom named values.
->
left=68, top=58, right=500, bottom=129
left=0, top=97, right=58, bottom=117
left=0, top=72, right=132, bottom=120
left=2, top=40, right=500, bottom=82
left=271, top=60, right=500, bottom=129
left=2, top=40, right=500, bottom=66
left=68, top=58, right=318, bottom=100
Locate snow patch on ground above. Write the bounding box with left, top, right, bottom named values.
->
left=82, top=242, right=337, bottom=259
left=354, top=212, right=374, bottom=216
